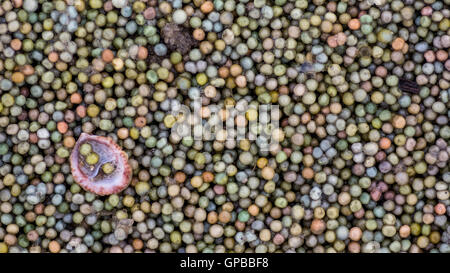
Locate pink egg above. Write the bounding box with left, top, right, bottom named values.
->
left=421, top=6, right=433, bottom=16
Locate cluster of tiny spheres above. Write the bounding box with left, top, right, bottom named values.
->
left=0, top=0, right=449, bottom=253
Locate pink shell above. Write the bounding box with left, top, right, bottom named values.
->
left=70, top=133, right=132, bottom=195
